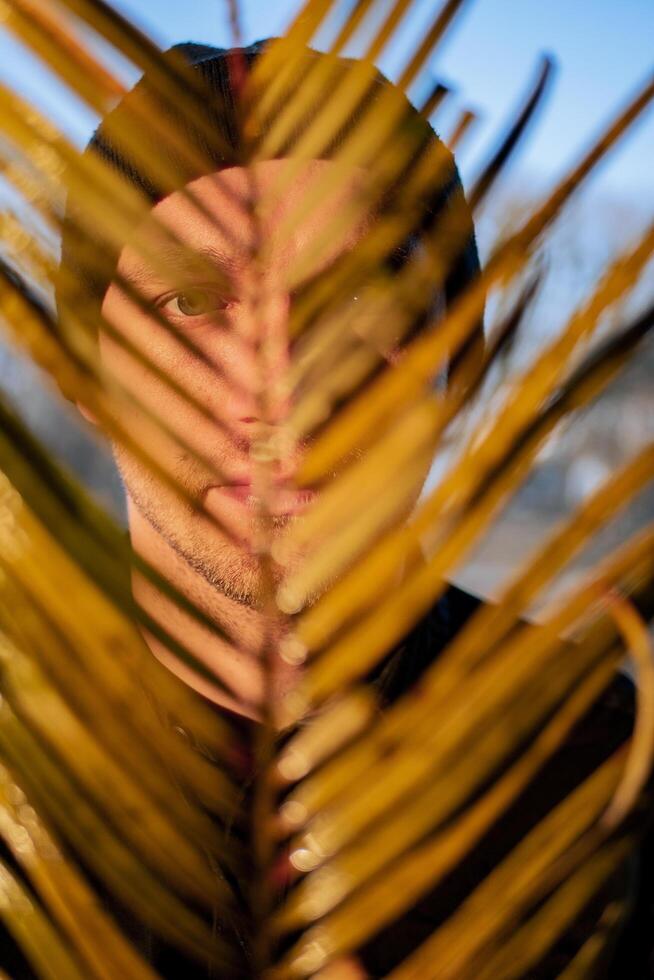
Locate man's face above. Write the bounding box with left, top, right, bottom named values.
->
left=100, top=159, right=432, bottom=607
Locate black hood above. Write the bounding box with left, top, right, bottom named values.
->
left=57, top=38, right=482, bottom=360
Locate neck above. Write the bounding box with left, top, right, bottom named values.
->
left=128, top=500, right=293, bottom=723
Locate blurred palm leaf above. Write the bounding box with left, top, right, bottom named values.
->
left=0, top=0, right=651, bottom=978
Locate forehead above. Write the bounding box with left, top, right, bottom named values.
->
left=115, top=158, right=372, bottom=288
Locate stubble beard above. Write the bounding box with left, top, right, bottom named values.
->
left=116, top=446, right=302, bottom=609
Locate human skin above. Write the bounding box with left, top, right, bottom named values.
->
left=96, top=158, right=434, bottom=725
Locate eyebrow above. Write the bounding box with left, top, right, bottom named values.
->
left=290, top=236, right=421, bottom=298
left=121, top=241, right=250, bottom=290
left=120, top=231, right=420, bottom=294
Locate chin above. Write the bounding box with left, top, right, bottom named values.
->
left=159, top=506, right=296, bottom=608
left=120, top=454, right=305, bottom=607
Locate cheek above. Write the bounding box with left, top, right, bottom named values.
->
left=99, top=334, right=263, bottom=495
left=101, top=292, right=261, bottom=408
left=101, top=294, right=207, bottom=413
left=97, top=323, right=216, bottom=469
left=100, top=292, right=195, bottom=381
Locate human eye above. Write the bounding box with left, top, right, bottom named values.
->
left=158, top=287, right=231, bottom=318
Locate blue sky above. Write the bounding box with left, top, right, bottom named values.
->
left=0, top=0, right=650, bottom=205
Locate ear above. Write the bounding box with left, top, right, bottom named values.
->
left=76, top=401, right=99, bottom=427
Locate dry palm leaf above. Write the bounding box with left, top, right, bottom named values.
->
left=0, top=0, right=651, bottom=978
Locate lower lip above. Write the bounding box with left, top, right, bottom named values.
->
left=208, top=485, right=315, bottom=516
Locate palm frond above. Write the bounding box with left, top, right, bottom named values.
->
left=0, top=0, right=651, bottom=977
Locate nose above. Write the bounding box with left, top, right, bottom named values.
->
left=226, top=288, right=293, bottom=432
left=254, top=290, right=293, bottom=427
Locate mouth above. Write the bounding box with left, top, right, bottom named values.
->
left=206, top=483, right=316, bottom=517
